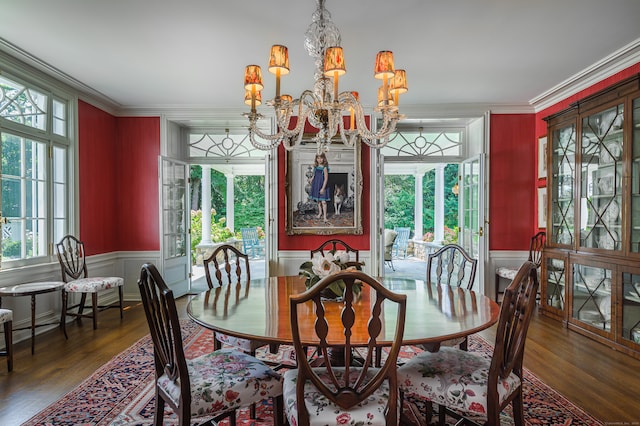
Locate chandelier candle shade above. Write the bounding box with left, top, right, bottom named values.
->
left=243, top=0, right=407, bottom=152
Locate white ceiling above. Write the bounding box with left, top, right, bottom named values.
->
left=2, top=0, right=640, bottom=126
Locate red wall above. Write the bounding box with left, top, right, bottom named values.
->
left=489, top=114, right=536, bottom=250
left=78, top=101, right=119, bottom=254
left=78, top=101, right=160, bottom=254
left=115, top=117, right=160, bottom=251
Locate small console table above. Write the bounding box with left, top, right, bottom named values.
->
left=0, top=281, right=65, bottom=354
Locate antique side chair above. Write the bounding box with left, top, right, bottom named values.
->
left=399, top=261, right=539, bottom=426
left=56, top=235, right=124, bottom=338
left=283, top=270, right=407, bottom=426
left=138, top=263, right=283, bottom=426
left=0, top=309, right=13, bottom=371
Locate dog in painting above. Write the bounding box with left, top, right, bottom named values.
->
left=333, top=184, right=345, bottom=215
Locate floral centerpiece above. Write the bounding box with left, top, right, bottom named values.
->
left=299, top=250, right=363, bottom=300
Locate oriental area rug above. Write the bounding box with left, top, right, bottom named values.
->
left=24, top=321, right=603, bottom=426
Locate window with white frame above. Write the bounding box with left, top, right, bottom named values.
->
left=0, top=71, right=71, bottom=267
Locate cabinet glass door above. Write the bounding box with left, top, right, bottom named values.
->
left=572, top=263, right=612, bottom=332
left=622, top=272, right=640, bottom=345
left=579, top=104, right=624, bottom=251
left=632, top=98, right=640, bottom=253
left=550, top=123, right=576, bottom=246
left=545, top=257, right=565, bottom=311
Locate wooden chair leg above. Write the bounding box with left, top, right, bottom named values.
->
left=92, top=293, right=98, bottom=329
left=78, top=293, right=87, bottom=320
left=118, top=286, right=124, bottom=319
left=512, top=390, right=525, bottom=426
left=61, top=290, right=68, bottom=339
left=3, top=320, right=12, bottom=372
left=273, top=395, right=284, bottom=426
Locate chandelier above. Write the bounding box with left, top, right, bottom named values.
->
left=243, top=0, right=407, bottom=152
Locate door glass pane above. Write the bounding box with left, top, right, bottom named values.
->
left=572, top=263, right=611, bottom=331
left=551, top=124, right=575, bottom=246
left=546, top=257, right=565, bottom=310
left=622, top=272, right=640, bottom=344
left=579, top=104, right=623, bottom=251
left=631, top=98, right=640, bottom=252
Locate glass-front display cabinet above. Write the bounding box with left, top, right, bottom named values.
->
left=540, top=251, right=567, bottom=321
left=571, top=261, right=612, bottom=337
left=542, top=74, right=640, bottom=359
left=549, top=121, right=575, bottom=247
left=621, top=270, right=640, bottom=349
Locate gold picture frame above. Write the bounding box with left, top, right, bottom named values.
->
left=286, top=143, right=363, bottom=235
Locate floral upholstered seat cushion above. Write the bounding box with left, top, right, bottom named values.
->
left=0, top=309, right=12, bottom=323
left=215, top=332, right=260, bottom=353
left=283, top=367, right=395, bottom=426
left=398, top=346, right=521, bottom=417
left=495, top=267, right=518, bottom=280
left=157, top=348, right=283, bottom=417
left=64, top=277, right=124, bottom=293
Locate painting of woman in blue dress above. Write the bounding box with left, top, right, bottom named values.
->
left=310, top=153, right=331, bottom=222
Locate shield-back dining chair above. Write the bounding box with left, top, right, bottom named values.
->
left=399, top=261, right=539, bottom=426
left=495, top=231, right=545, bottom=302
left=0, top=309, right=13, bottom=371
left=421, top=243, right=478, bottom=352
left=310, top=238, right=360, bottom=263
left=138, top=263, right=284, bottom=426
left=203, top=244, right=277, bottom=354
left=283, top=270, right=407, bottom=426
left=56, top=235, right=124, bottom=338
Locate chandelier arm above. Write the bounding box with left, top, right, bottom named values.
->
left=249, top=130, right=283, bottom=150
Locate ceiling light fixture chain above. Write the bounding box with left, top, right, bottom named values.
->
left=243, top=0, right=407, bottom=152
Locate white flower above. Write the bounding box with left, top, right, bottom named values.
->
left=333, top=250, right=351, bottom=264
left=311, top=253, right=340, bottom=277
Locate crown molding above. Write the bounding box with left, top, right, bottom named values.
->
left=531, top=37, right=640, bottom=112
left=0, top=37, right=121, bottom=115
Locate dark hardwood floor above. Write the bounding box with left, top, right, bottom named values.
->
left=1, top=298, right=639, bottom=425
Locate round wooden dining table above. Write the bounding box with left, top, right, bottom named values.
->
left=187, top=275, right=500, bottom=349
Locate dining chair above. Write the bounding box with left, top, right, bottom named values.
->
left=398, top=260, right=539, bottom=426
left=138, top=263, right=284, bottom=426
left=0, top=309, right=13, bottom=372
left=421, top=243, right=478, bottom=352
left=283, top=270, right=407, bottom=426
left=310, top=238, right=360, bottom=263
left=240, top=227, right=263, bottom=258
left=203, top=244, right=277, bottom=356
left=495, top=231, right=545, bottom=302
left=56, top=234, right=124, bottom=338
left=393, top=227, right=411, bottom=258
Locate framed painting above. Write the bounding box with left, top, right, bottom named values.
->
left=537, top=186, right=547, bottom=228
left=538, top=136, right=547, bottom=179
left=286, top=143, right=363, bottom=235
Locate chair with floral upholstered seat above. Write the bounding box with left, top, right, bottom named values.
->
left=138, top=263, right=284, bottom=426
left=203, top=244, right=277, bottom=357
left=310, top=238, right=360, bottom=263
left=495, top=231, right=545, bottom=302
left=0, top=308, right=13, bottom=372
left=398, top=260, right=539, bottom=426
left=56, top=235, right=124, bottom=338
left=420, top=243, right=478, bottom=352
left=283, top=270, right=407, bottom=426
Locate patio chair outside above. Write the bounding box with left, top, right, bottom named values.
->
left=393, top=227, right=411, bottom=258
left=241, top=227, right=263, bottom=258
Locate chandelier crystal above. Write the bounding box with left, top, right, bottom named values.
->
left=243, top=0, right=407, bottom=152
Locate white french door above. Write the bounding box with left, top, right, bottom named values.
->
left=459, top=154, right=486, bottom=291
left=159, top=156, right=190, bottom=296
